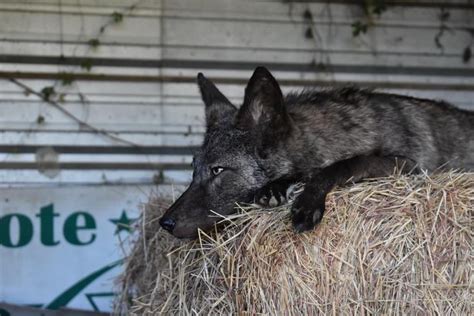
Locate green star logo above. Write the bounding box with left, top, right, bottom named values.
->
left=109, top=210, right=137, bottom=234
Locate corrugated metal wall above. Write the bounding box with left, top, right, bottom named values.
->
left=1, top=0, right=473, bottom=185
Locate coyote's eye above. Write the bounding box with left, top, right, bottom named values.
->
left=211, top=166, right=225, bottom=176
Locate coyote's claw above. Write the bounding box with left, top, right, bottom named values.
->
left=291, top=190, right=326, bottom=233
left=255, top=179, right=292, bottom=207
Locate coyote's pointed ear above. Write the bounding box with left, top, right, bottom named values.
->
left=236, top=67, right=291, bottom=140
left=197, top=73, right=237, bottom=129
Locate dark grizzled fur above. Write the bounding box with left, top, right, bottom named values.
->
left=159, top=67, right=474, bottom=238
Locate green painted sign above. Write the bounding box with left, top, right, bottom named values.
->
left=0, top=204, right=97, bottom=248
left=0, top=184, right=157, bottom=312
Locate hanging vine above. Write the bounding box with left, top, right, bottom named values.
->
left=295, top=1, right=472, bottom=68
left=10, top=78, right=139, bottom=147
left=434, top=8, right=452, bottom=52
left=351, top=0, right=387, bottom=37
left=9, top=1, right=145, bottom=146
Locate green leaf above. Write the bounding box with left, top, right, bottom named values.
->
left=373, top=5, right=386, bottom=15
left=88, top=38, right=100, bottom=48
left=58, top=93, right=66, bottom=103
left=111, top=11, right=123, bottom=23
left=36, top=115, right=45, bottom=124
left=59, top=72, right=74, bottom=86
left=80, top=59, right=93, bottom=71
left=41, top=86, right=56, bottom=101
left=352, top=21, right=368, bottom=37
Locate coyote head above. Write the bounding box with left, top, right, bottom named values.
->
left=159, top=67, right=294, bottom=238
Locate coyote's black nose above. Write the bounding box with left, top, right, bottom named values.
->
left=159, top=217, right=176, bottom=232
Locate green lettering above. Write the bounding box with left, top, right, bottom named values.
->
left=36, top=204, right=60, bottom=246
left=0, top=214, right=33, bottom=248
left=64, top=212, right=96, bottom=245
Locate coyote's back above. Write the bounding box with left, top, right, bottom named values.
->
left=284, top=88, right=474, bottom=172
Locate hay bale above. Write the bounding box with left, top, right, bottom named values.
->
left=116, top=172, right=473, bottom=315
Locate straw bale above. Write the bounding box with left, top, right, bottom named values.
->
left=116, top=172, right=473, bottom=315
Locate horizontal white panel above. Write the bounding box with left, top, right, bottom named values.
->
left=0, top=131, right=203, bottom=146
left=0, top=122, right=206, bottom=134
left=0, top=11, right=161, bottom=45
left=0, top=79, right=237, bottom=105
left=163, top=1, right=473, bottom=28
left=158, top=68, right=474, bottom=86
left=161, top=47, right=470, bottom=68
left=0, top=0, right=161, bottom=13
left=163, top=18, right=470, bottom=55
left=0, top=101, right=205, bottom=126
left=0, top=41, right=163, bottom=59
left=0, top=79, right=164, bottom=97
left=169, top=1, right=472, bottom=23
left=0, top=169, right=192, bottom=185
left=0, top=153, right=193, bottom=164
left=0, top=0, right=471, bottom=28
left=0, top=63, right=163, bottom=76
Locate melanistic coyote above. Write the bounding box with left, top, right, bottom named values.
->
left=160, top=67, right=474, bottom=238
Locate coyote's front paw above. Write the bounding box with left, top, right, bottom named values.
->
left=255, top=180, right=290, bottom=207
left=291, top=191, right=326, bottom=233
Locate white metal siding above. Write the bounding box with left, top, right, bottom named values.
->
left=1, top=0, right=473, bottom=185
